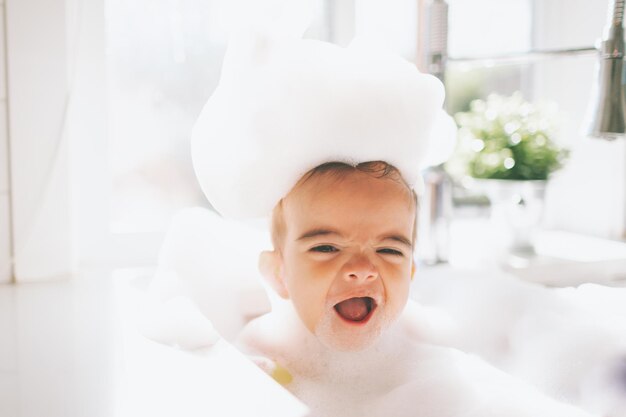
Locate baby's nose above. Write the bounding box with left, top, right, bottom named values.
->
left=343, top=253, right=378, bottom=282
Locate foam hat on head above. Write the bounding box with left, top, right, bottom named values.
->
left=192, top=31, right=455, bottom=220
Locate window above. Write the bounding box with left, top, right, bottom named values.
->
left=98, top=0, right=536, bottom=265
left=105, top=0, right=334, bottom=235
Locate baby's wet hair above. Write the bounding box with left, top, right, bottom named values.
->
left=270, top=160, right=418, bottom=253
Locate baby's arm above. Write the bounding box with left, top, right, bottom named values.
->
left=236, top=316, right=293, bottom=386
left=245, top=355, right=293, bottom=386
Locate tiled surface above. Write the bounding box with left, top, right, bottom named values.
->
left=0, top=270, right=308, bottom=417
left=0, top=274, right=116, bottom=417
left=0, top=285, right=16, bottom=372
left=0, top=5, right=6, bottom=99
left=0, top=3, right=7, bottom=192
left=0, top=1, right=10, bottom=284
left=6, top=0, right=73, bottom=282
left=0, top=193, right=11, bottom=284
left=0, top=2, right=14, bottom=405
left=0, top=376, right=18, bottom=417
left=0, top=101, right=7, bottom=194
left=0, top=1, right=12, bottom=285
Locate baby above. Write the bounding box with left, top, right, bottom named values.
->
left=235, top=161, right=596, bottom=417
left=251, top=161, right=417, bottom=353
left=238, top=160, right=416, bottom=357
left=190, top=29, right=596, bottom=417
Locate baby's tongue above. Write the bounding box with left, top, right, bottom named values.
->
left=335, top=297, right=369, bottom=322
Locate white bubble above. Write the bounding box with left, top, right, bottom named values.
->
left=510, top=132, right=522, bottom=145
left=192, top=32, right=449, bottom=219
left=504, top=122, right=519, bottom=134
left=471, top=139, right=485, bottom=152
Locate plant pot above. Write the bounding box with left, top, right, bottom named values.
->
left=473, top=179, right=547, bottom=256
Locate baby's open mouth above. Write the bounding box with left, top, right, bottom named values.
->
left=334, top=297, right=377, bottom=323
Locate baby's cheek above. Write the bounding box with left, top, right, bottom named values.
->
left=381, top=262, right=411, bottom=284
left=291, top=280, right=329, bottom=331
left=383, top=268, right=411, bottom=310
left=302, top=257, right=338, bottom=276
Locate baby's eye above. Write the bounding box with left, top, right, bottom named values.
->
left=310, top=245, right=339, bottom=253
left=377, top=248, right=404, bottom=256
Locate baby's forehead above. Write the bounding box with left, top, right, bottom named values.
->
left=283, top=170, right=416, bottom=216
left=293, top=168, right=410, bottom=195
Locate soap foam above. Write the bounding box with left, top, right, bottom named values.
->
left=269, top=305, right=597, bottom=417
left=191, top=30, right=453, bottom=219
left=148, top=209, right=619, bottom=416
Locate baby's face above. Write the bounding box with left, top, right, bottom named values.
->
left=278, top=171, right=415, bottom=351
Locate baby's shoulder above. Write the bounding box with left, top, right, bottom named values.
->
left=236, top=314, right=295, bottom=386
left=236, top=313, right=278, bottom=356
left=236, top=311, right=299, bottom=358
left=397, top=299, right=457, bottom=345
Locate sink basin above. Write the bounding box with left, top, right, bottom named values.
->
left=444, top=218, right=626, bottom=288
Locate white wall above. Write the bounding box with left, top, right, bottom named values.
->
left=533, top=0, right=626, bottom=239
left=0, top=0, right=11, bottom=284
left=353, top=0, right=418, bottom=60
left=5, top=0, right=74, bottom=281
left=65, top=0, right=110, bottom=269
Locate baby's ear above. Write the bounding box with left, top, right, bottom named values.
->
left=258, top=250, right=289, bottom=299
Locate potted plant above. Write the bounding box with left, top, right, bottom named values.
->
left=447, top=92, right=569, bottom=256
